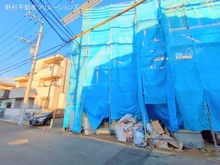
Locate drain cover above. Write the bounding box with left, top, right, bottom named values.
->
left=8, top=139, right=28, bottom=145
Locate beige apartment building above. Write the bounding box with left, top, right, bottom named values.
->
left=0, top=82, right=16, bottom=109
left=4, top=54, right=70, bottom=119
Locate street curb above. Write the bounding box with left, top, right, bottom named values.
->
left=61, top=131, right=220, bottom=163
left=0, top=119, right=29, bottom=126
left=78, top=134, right=128, bottom=147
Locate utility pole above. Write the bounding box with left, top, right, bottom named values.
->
left=18, top=12, right=44, bottom=126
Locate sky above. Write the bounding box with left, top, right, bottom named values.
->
left=0, top=0, right=129, bottom=80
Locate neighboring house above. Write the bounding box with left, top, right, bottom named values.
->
left=0, top=82, right=16, bottom=109
left=4, top=54, right=70, bottom=119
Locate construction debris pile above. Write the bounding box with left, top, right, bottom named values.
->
left=83, top=113, right=205, bottom=150
left=146, top=120, right=184, bottom=150
left=113, top=114, right=184, bottom=150
left=113, top=114, right=146, bottom=147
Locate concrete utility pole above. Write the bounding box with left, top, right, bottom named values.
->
left=18, top=12, right=44, bottom=126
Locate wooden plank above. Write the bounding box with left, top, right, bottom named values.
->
left=151, top=120, right=164, bottom=134
left=161, top=134, right=183, bottom=150
left=164, top=127, right=171, bottom=136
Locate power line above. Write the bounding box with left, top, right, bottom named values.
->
left=0, top=22, right=37, bottom=54
left=45, top=29, right=70, bottom=54
left=0, top=41, right=68, bottom=73
left=0, top=0, right=76, bottom=62
left=30, top=0, right=80, bottom=47
left=0, top=16, right=26, bottom=39
left=1, top=38, right=39, bottom=67
left=45, top=0, right=75, bottom=37
left=0, top=18, right=32, bottom=46
left=30, top=0, right=69, bottom=43
left=0, top=32, right=39, bottom=66
left=0, top=43, right=79, bottom=75
left=0, top=38, right=20, bottom=53
left=0, top=45, right=29, bottom=64
left=1, top=0, right=138, bottom=75
left=44, top=0, right=80, bottom=46
left=33, top=48, right=79, bottom=75
left=0, top=61, right=30, bottom=75
left=0, top=31, right=35, bottom=63
left=0, top=5, right=146, bottom=74
left=1, top=0, right=62, bottom=49
left=40, top=0, right=73, bottom=37
left=0, top=0, right=56, bottom=62
left=0, top=0, right=47, bottom=52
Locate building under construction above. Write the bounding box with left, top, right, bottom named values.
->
left=63, top=0, right=220, bottom=138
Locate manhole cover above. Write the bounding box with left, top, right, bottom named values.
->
left=8, top=139, right=28, bottom=145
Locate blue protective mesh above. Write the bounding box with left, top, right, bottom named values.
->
left=161, top=0, right=220, bottom=131
left=64, top=0, right=220, bottom=133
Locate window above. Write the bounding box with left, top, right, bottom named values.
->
left=6, top=102, right=12, bottom=108
left=41, top=98, right=49, bottom=108
left=53, top=79, right=59, bottom=86
left=28, top=98, right=34, bottom=108
left=4, top=90, right=10, bottom=97
left=14, top=98, right=23, bottom=108
left=49, top=66, right=54, bottom=71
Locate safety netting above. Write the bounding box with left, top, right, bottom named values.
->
left=64, top=0, right=220, bottom=133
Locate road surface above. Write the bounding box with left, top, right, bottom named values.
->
left=0, top=121, right=219, bottom=165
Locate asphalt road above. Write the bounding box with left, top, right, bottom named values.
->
left=0, top=121, right=219, bottom=165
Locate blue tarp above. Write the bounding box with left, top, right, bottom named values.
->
left=64, top=0, right=220, bottom=133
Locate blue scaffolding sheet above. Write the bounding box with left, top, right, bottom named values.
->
left=64, top=0, right=220, bottom=133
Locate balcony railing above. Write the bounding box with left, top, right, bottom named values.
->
left=9, top=87, right=37, bottom=99
left=37, top=65, right=64, bottom=81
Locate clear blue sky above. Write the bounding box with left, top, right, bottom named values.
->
left=0, top=0, right=129, bottom=79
